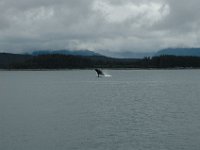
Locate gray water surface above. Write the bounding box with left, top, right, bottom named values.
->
left=1, top=70, right=200, bottom=150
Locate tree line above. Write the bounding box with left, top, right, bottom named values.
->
left=2, top=54, right=200, bottom=69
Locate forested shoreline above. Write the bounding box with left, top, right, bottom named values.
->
left=1, top=53, right=200, bottom=69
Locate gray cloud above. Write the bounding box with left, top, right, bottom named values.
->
left=0, top=0, right=200, bottom=53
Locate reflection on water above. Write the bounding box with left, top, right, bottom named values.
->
left=1, top=70, right=200, bottom=150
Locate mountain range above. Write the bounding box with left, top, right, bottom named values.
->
left=99, top=48, right=200, bottom=58
left=155, top=48, right=200, bottom=57
left=97, top=50, right=154, bottom=58
left=1, top=48, right=200, bottom=69
left=27, top=48, right=200, bottom=58
left=30, top=50, right=101, bottom=57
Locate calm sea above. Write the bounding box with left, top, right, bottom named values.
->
left=1, top=70, right=200, bottom=150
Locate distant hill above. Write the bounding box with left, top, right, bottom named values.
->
left=98, top=50, right=154, bottom=58
left=156, top=48, right=200, bottom=56
left=31, top=50, right=102, bottom=57
left=2, top=47, right=200, bottom=69
left=99, top=48, right=200, bottom=58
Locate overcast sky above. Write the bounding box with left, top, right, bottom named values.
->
left=0, top=0, right=200, bottom=53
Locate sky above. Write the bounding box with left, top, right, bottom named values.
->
left=0, top=0, right=200, bottom=53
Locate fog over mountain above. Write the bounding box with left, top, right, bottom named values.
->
left=0, top=0, right=200, bottom=53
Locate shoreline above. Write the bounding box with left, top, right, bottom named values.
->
left=0, top=67, right=200, bottom=71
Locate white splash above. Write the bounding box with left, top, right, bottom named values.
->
left=104, top=72, right=112, bottom=77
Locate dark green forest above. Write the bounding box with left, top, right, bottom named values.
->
left=1, top=53, right=200, bottom=69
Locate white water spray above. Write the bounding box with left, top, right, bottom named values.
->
left=103, top=72, right=112, bottom=77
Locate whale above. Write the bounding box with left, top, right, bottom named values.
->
left=94, top=69, right=104, bottom=77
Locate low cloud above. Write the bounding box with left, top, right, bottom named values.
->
left=0, top=0, right=200, bottom=53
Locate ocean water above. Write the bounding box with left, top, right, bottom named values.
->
left=1, top=70, right=200, bottom=150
